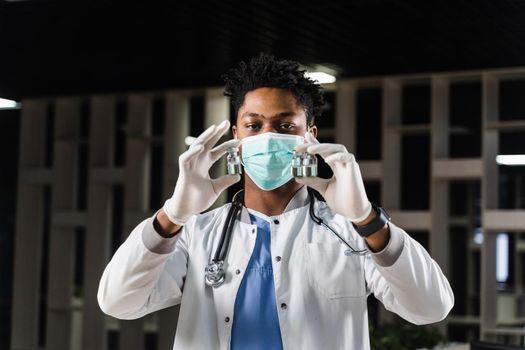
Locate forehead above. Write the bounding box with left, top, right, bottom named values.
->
left=239, top=87, right=304, bottom=116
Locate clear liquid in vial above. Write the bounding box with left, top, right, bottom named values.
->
left=227, top=147, right=242, bottom=175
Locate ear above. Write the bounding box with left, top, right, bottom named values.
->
left=232, top=124, right=238, bottom=139
left=307, top=125, right=317, bottom=139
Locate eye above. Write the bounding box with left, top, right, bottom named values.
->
left=245, top=123, right=261, bottom=131
left=279, top=123, right=295, bottom=130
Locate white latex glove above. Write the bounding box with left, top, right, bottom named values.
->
left=294, top=132, right=372, bottom=223
left=163, top=120, right=241, bottom=225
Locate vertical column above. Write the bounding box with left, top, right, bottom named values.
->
left=430, top=76, right=450, bottom=276
left=380, top=79, right=401, bottom=324
left=205, top=88, right=230, bottom=208
left=381, top=80, right=401, bottom=211
left=335, top=81, right=357, bottom=150
left=162, top=92, right=190, bottom=198
left=157, top=92, right=191, bottom=350
left=430, top=77, right=451, bottom=335
left=466, top=183, right=477, bottom=316
left=120, top=94, right=152, bottom=350
left=11, top=100, right=48, bottom=350
left=46, top=98, right=81, bottom=350
left=480, top=73, right=499, bottom=341
left=82, top=96, right=116, bottom=350
left=514, top=177, right=523, bottom=317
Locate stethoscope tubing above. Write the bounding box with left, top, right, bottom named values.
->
left=213, top=190, right=243, bottom=263
left=205, top=188, right=368, bottom=288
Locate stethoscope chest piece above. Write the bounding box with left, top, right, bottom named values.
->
left=205, top=260, right=225, bottom=288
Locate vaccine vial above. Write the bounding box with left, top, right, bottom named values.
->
left=292, top=151, right=317, bottom=177
left=292, top=151, right=303, bottom=177
left=301, top=153, right=318, bottom=177
left=227, top=147, right=242, bottom=175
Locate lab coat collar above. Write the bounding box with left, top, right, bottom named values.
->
left=238, top=185, right=310, bottom=224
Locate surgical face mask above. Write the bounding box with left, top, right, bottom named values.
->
left=241, top=132, right=304, bottom=191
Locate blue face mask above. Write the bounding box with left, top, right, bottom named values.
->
left=241, top=132, right=304, bottom=191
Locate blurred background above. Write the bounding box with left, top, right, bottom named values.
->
left=1, top=1, right=525, bottom=349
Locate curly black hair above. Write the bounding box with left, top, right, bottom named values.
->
left=222, top=53, right=325, bottom=126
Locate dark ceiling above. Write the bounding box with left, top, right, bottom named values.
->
left=1, top=0, right=525, bottom=99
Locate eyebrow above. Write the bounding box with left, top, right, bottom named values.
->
left=241, top=111, right=296, bottom=119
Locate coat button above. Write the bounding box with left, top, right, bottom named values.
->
left=275, top=256, right=282, bottom=262
left=280, top=303, right=287, bottom=310
left=235, top=269, right=241, bottom=275
left=225, top=316, right=230, bottom=322
left=252, top=228, right=256, bottom=234
left=273, top=219, right=280, bottom=224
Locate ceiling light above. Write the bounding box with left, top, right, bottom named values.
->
left=305, top=72, right=336, bottom=84
left=0, top=98, right=21, bottom=109
left=496, top=154, right=525, bottom=166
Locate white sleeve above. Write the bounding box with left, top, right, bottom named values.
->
left=364, top=223, right=455, bottom=325
left=97, top=214, right=191, bottom=320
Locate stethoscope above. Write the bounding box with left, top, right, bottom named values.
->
left=204, top=187, right=368, bottom=288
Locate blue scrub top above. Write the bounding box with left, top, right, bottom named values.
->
left=230, top=213, right=283, bottom=350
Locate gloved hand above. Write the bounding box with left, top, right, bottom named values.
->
left=294, top=132, right=372, bottom=223
left=163, top=120, right=241, bottom=225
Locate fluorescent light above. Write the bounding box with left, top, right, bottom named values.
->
left=496, top=154, right=525, bottom=166
left=305, top=72, right=336, bottom=84
left=496, top=233, right=509, bottom=283
left=185, top=136, right=196, bottom=146
left=0, top=98, right=21, bottom=109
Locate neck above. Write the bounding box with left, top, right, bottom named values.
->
left=244, top=178, right=304, bottom=216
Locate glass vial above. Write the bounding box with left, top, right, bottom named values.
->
left=292, top=151, right=317, bottom=177
left=292, top=150, right=303, bottom=177
left=301, top=153, right=318, bottom=177
left=227, top=147, right=242, bottom=175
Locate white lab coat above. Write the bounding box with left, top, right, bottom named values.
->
left=98, top=186, right=454, bottom=350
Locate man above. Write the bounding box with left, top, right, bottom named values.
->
left=98, top=54, right=454, bottom=349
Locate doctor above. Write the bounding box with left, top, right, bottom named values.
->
left=98, top=54, right=454, bottom=350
